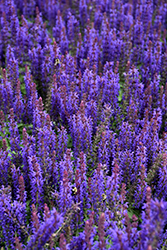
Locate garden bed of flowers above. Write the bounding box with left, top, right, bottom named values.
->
left=0, top=0, right=167, bottom=249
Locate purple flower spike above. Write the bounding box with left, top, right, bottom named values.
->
left=98, top=213, right=106, bottom=250
left=59, top=233, right=67, bottom=250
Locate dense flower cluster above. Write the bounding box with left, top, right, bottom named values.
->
left=0, top=0, right=167, bottom=249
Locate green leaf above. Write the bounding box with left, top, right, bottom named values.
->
left=20, top=83, right=26, bottom=95
left=127, top=209, right=134, bottom=219
left=67, top=134, right=73, bottom=149
left=18, top=123, right=24, bottom=129
left=118, top=89, right=123, bottom=102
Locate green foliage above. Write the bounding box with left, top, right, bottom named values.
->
left=18, top=123, right=33, bottom=138
left=25, top=200, right=32, bottom=226
left=20, top=82, right=26, bottom=95
left=0, top=126, right=10, bottom=149
left=106, top=238, right=113, bottom=249
left=118, top=88, right=123, bottom=102
left=67, top=134, right=73, bottom=149
left=128, top=206, right=142, bottom=224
